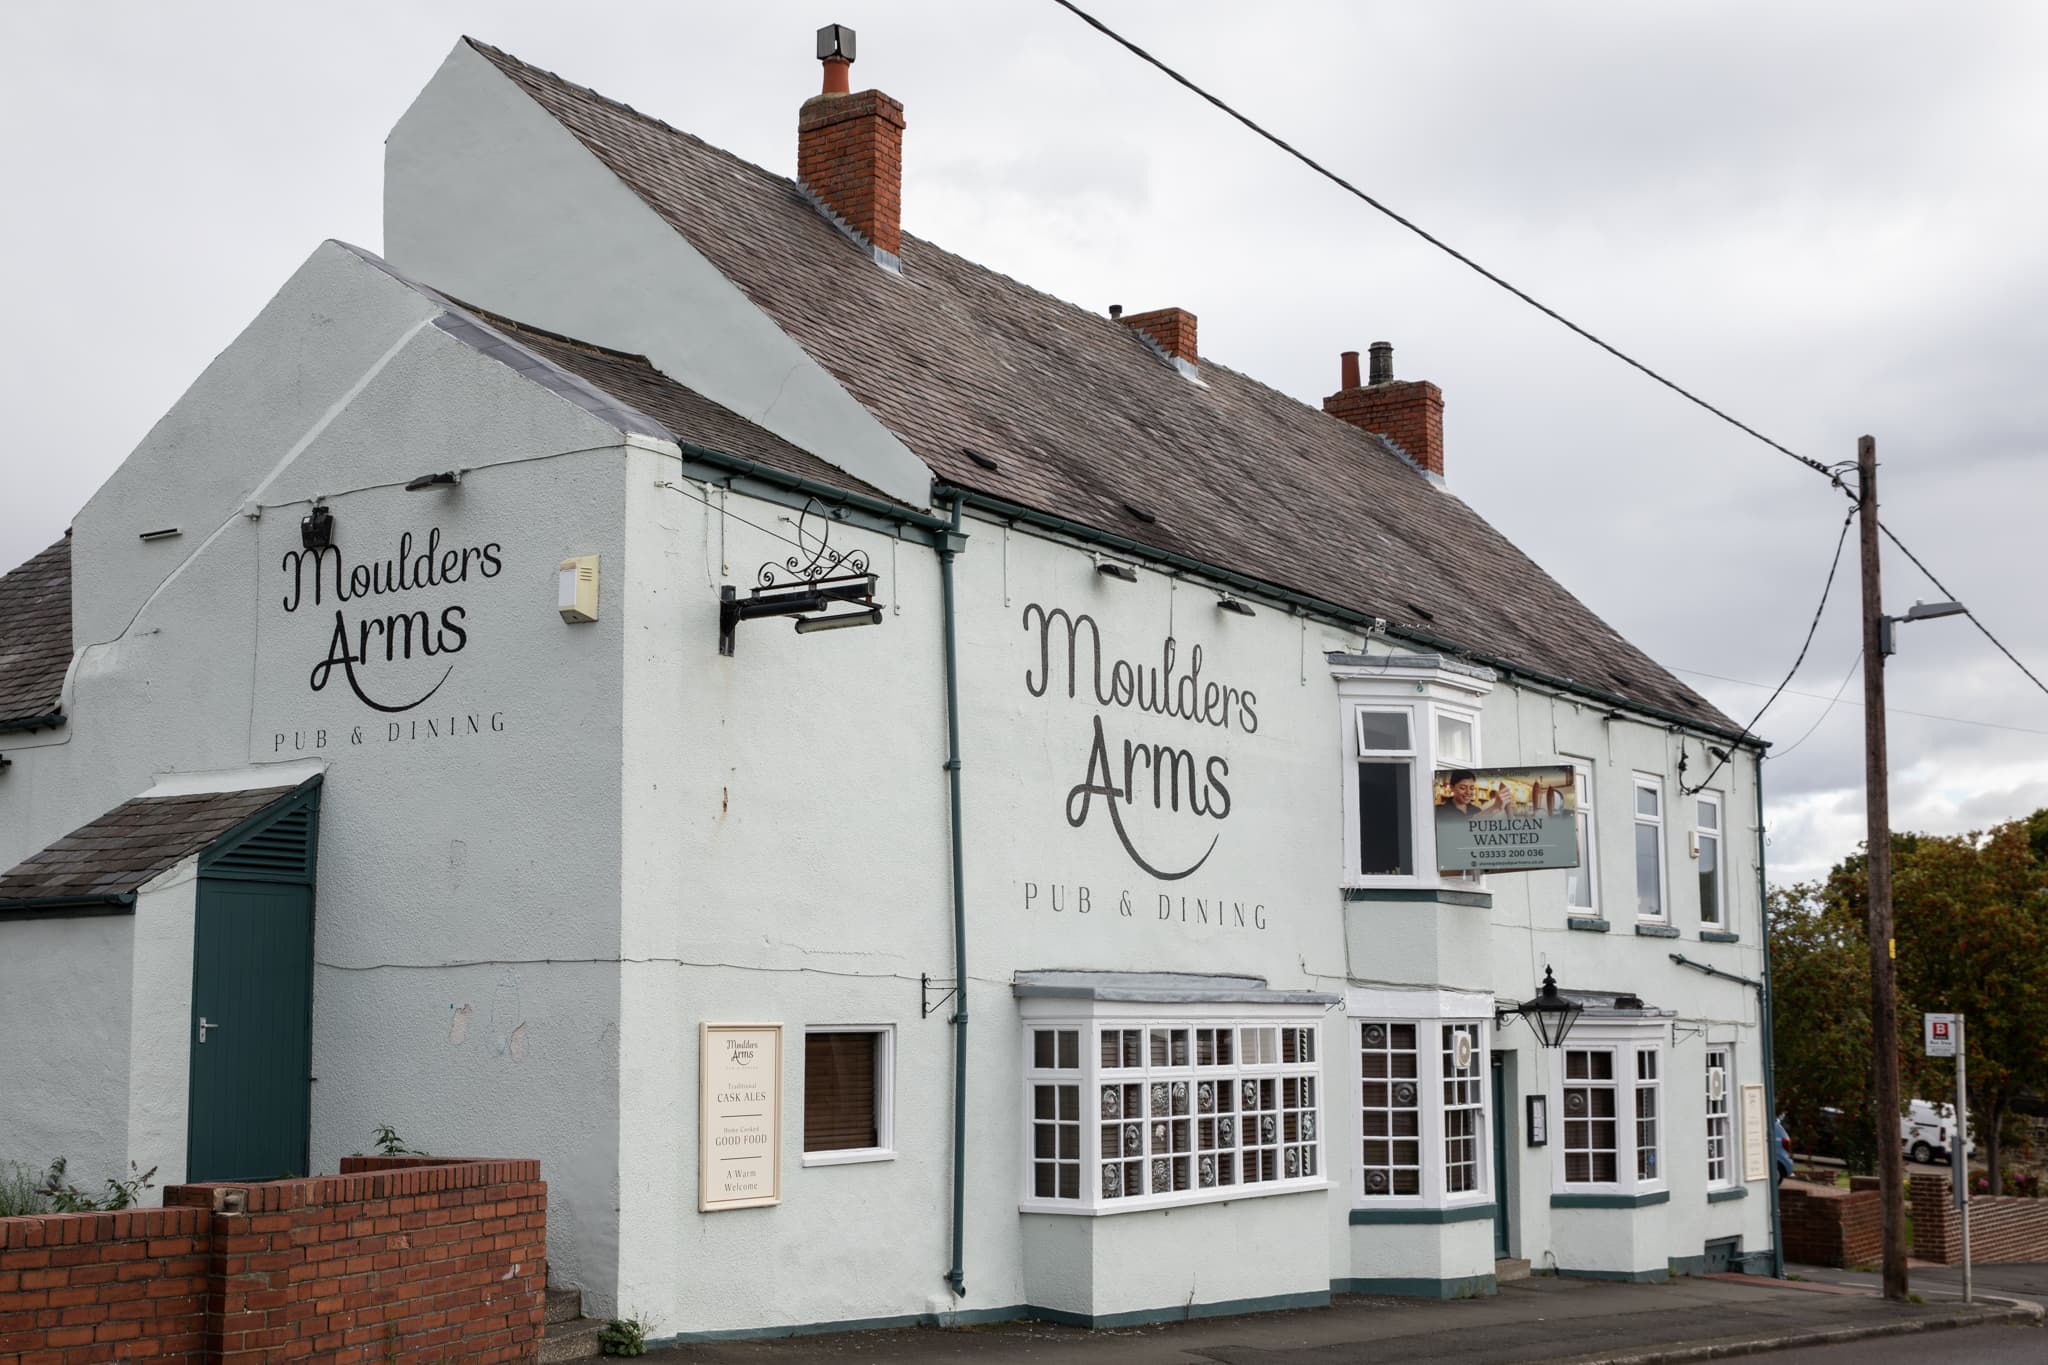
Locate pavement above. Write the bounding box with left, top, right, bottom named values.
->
left=644, top=1268, right=2044, bottom=1363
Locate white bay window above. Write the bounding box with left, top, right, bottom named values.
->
left=1334, top=655, right=1493, bottom=887
left=1351, top=989, right=1493, bottom=1213
left=1551, top=1017, right=1667, bottom=1202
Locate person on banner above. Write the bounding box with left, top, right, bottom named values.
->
left=1440, top=769, right=1485, bottom=816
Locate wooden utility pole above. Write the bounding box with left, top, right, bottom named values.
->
left=1858, top=434, right=1909, bottom=1301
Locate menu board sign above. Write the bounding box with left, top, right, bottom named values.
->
left=699, top=1023, right=783, bottom=1211
left=1741, top=1083, right=1768, bottom=1182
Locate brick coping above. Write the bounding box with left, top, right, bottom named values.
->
left=0, top=1154, right=537, bottom=1245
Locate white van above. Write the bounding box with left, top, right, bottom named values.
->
left=1902, top=1099, right=1976, bottom=1164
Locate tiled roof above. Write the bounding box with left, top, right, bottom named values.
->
left=456, top=306, right=893, bottom=501
left=0, top=785, right=300, bottom=905
left=470, top=42, right=1732, bottom=731
left=0, top=534, right=72, bottom=728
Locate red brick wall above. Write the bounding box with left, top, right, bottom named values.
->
left=1778, top=1179, right=1883, bottom=1268
left=1912, top=1173, right=2048, bottom=1264
left=798, top=89, right=906, bottom=257
left=0, top=1156, right=544, bottom=1364
left=1323, top=379, right=1447, bottom=476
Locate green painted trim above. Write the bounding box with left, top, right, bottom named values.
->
left=1634, top=923, right=1680, bottom=938
left=0, top=892, right=135, bottom=917
left=650, top=1305, right=1026, bottom=1345
left=1708, top=1185, right=1749, bottom=1203
left=1550, top=1190, right=1671, bottom=1209
left=1026, top=1290, right=1331, bottom=1329
left=0, top=712, right=64, bottom=734
left=1567, top=916, right=1610, bottom=933
left=1342, top=887, right=1492, bottom=909
left=936, top=484, right=1757, bottom=745
left=1350, top=1202, right=1495, bottom=1225
left=1668, top=1254, right=1710, bottom=1277
left=198, top=776, right=324, bottom=884
left=1700, top=930, right=1740, bottom=943
left=1333, top=1275, right=1496, bottom=1300
left=1556, top=1266, right=1671, bottom=1283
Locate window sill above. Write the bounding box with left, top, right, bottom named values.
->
left=1707, top=1185, right=1747, bottom=1203
left=1343, top=885, right=1492, bottom=910
left=1020, top=1179, right=1331, bottom=1217
left=801, top=1148, right=896, bottom=1168
left=1567, top=916, right=1610, bottom=933
left=1350, top=1202, right=1495, bottom=1225
left=1700, top=930, right=1740, bottom=943
left=1634, top=923, right=1680, bottom=939
left=1551, top=1189, right=1670, bottom=1209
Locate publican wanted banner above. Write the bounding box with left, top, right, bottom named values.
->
left=1433, top=764, right=1578, bottom=873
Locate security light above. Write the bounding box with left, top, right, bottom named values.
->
left=1095, top=558, right=1138, bottom=583
left=299, top=505, right=333, bottom=551
left=1217, top=594, right=1255, bottom=617
left=405, top=471, right=461, bottom=491
left=794, top=607, right=883, bottom=635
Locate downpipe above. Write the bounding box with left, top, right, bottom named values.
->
left=937, top=496, right=970, bottom=1299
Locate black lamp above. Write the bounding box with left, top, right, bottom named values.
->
left=1517, top=966, right=1583, bottom=1049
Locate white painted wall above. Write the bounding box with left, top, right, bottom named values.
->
left=0, top=914, right=132, bottom=1184
left=383, top=41, right=933, bottom=510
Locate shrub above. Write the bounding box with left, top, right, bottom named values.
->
left=599, top=1317, right=646, bottom=1357
left=0, top=1160, right=47, bottom=1217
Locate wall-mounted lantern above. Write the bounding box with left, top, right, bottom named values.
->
left=1496, top=965, right=1584, bottom=1049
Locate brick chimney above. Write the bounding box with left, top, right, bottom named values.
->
left=1117, top=307, right=1198, bottom=366
left=1323, top=342, right=1445, bottom=478
left=798, top=24, right=905, bottom=269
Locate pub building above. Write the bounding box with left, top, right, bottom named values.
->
left=0, top=28, right=1776, bottom=1341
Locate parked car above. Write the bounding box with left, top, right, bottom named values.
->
left=1901, top=1098, right=1975, bottom=1164
left=1773, top=1115, right=1795, bottom=1184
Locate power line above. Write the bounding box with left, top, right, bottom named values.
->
left=1766, top=651, right=1864, bottom=760
left=1050, top=0, right=2048, bottom=711
left=1670, top=666, right=2048, bottom=738
left=1048, top=0, right=1843, bottom=489
left=1680, top=509, right=1856, bottom=794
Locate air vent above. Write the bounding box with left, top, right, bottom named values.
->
left=1406, top=602, right=1434, bottom=622
left=1122, top=503, right=1157, bottom=525
left=963, top=448, right=999, bottom=473
left=204, top=801, right=318, bottom=883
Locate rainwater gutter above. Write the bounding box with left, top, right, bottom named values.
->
left=931, top=484, right=1759, bottom=748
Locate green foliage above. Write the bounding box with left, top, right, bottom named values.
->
left=372, top=1124, right=423, bottom=1157
left=1776, top=813, right=2048, bottom=1189
left=35, top=1157, right=157, bottom=1212
left=599, top=1317, right=647, bottom=1357
left=0, top=1160, right=48, bottom=1217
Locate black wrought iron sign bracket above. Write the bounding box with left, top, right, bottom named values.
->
left=921, top=973, right=959, bottom=1020
left=717, top=498, right=882, bottom=656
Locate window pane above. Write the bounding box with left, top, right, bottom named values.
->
left=805, top=1032, right=879, bottom=1153
left=1436, top=714, right=1474, bottom=765
left=1635, top=822, right=1663, bottom=916
left=1357, top=710, right=1411, bottom=752
left=1699, top=834, right=1721, bottom=925
left=1635, top=785, right=1660, bottom=818
left=1358, top=761, right=1415, bottom=875
left=1568, top=812, right=1594, bottom=909
left=1697, top=799, right=1719, bottom=831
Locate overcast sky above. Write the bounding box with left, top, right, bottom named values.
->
left=5, top=1, right=2045, bottom=885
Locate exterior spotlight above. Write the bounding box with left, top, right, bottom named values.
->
left=405, top=471, right=461, bottom=491
left=299, top=505, right=333, bottom=551
left=1095, top=558, right=1138, bottom=583
left=1217, top=594, right=1255, bottom=617
left=793, top=608, right=883, bottom=635
left=1517, top=966, right=1584, bottom=1049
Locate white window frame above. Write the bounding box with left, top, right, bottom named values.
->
left=1018, top=1001, right=1328, bottom=1216
left=1632, top=774, right=1668, bottom=923
left=801, top=1024, right=896, bottom=1166
left=1565, top=757, right=1599, bottom=915
left=1705, top=1047, right=1735, bottom=1189
left=1334, top=658, right=1493, bottom=891
left=1694, top=792, right=1725, bottom=929
left=1551, top=1020, right=1666, bottom=1197
left=1348, top=989, right=1493, bottom=1212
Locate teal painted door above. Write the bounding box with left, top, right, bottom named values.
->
left=1491, top=1055, right=1511, bottom=1257
left=187, top=879, right=314, bottom=1180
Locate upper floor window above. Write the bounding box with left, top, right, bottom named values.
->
left=1695, top=794, right=1724, bottom=928
left=1633, top=776, right=1666, bottom=921
left=1333, top=656, right=1493, bottom=887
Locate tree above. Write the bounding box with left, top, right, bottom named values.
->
left=1890, top=819, right=2048, bottom=1190
left=1769, top=882, right=1879, bottom=1167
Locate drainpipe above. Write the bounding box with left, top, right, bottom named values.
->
left=1756, top=771, right=1784, bottom=1279
left=937, top=495, right=970, bottom=1299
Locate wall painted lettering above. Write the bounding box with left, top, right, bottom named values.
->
left=1021, top=603, right=1258, bottom=880
left=278, top=528, right=501, bottom=713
